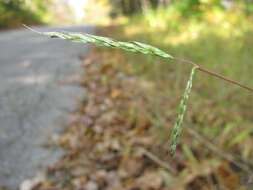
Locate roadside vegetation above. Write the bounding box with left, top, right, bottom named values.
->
left=0, top=0, right=48, bottom=29
left=0, top=0, right=79, bottom=30
left=31, top=1, right=253, bottom=189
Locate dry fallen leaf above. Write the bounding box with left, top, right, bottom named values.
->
left=111, top=89, right=123, bottom=99
left=85, top=181, right=98, bottom=190
left=217, top=160, right=244, bottom=190
left=101, top=64, right=113, bottom=74
left=137, top=171, right=163, bottom=190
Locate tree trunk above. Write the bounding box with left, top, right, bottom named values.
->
left=141, top=0, right=150, bottom=13
left=158, top=0, right=164, bottom=8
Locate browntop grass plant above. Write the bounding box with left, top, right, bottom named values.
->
left=23, top=24, right=253, bottom=157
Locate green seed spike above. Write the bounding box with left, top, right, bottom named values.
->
left=41, top=31, right=174, bottom=59
left=169, top=66, right=198, bottom=157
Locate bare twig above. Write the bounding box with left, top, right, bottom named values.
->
left=138, top=147, right=177, bottom=175
left=186, top=127, right=253, bottom=175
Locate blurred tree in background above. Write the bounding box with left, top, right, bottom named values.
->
left=108, top=0, right=221, bottom=15
left=108, top=0, right=253, bottom=17
left=1, top=0, right=253, bottom=29
left=0, top=0, right=50, bottom=29
left=0, top=0, right=78, bottom=29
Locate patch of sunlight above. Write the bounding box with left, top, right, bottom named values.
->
left=204, top=10, right=251, bottom=38
left=205, top=10, right=225, bottom=24
left=164, top=22, right=204, bottom=45
left=144, top=17, right=167, bottom=30
left=125, top=25, right=147, bottom=36
left=16, top=75, right=52, bottom=85
left=214, top=22, right=246, bottom=38
left=164, top=16, right=250, bottom=46
left=222, top=21, right=230, bottom=29
left=143, top=9, right=178, bottom=31
left=68, top=0, right=88, bottom=22
left=199, top=0, right=210, bottom=3
left=83, top=0, right=112, bottom=26
left=126, top=7, right=253, bottom=47
left=116, top=16, right=129, bottom=25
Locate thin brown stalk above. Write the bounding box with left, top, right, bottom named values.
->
left=174, top=57, right=253, bottom=92
left=137, top=147, right=177, bottom=175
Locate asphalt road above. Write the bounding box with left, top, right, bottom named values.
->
left=0, top=25, right=95, bottom=189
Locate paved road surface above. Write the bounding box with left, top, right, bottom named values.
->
left=0, top=25, right=95, bottom=189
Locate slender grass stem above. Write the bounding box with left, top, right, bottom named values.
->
left=174, top=57, right=253, bottom=92
left=22, top=24, right=42, bottom=34
left=173, top=57, right=199, bottom=68
left=197, top=67, right=253, bottom=92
